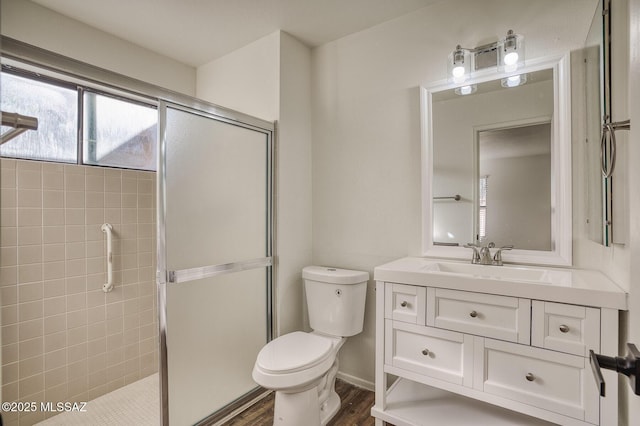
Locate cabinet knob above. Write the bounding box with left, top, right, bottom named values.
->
left=401, top=301, right=408, bottom=308
left=469, top=310, right=478, bottom=318
left=422, top=349, right=430, bottom=356
left=559, top=324, right=570, bottom=333
left=526, top=373, right=535, bottom=382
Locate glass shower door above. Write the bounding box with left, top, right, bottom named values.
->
left=158, top=103, right=273, bottom=425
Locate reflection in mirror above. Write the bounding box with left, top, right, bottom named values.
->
left=431, top=69, right=554, bottom=251
left=478, top=123, right=551, bottom=250
left=423, top=55, right=572, bottom=266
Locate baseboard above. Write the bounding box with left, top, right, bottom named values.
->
left=337, top=371, right=375, bottom=392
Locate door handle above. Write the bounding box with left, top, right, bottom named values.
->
left=589, top=343, right=640, bottom=397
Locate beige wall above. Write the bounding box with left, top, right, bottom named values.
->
left=196, top=32, right=280, bottom=121
left=0, top=159, right=157, bottom=425
left=0, top=0, right=196, bottom=96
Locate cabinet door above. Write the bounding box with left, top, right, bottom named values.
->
left=385, top=320, right=473, bottom=386
left=531, top=301, right=600, bottom=356
left=478, top=339, right=599, bottom=424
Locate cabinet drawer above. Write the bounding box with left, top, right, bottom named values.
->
left=385, top=320, right=473, bottom=386
left=427, top=288, right=530, bottom=344
left=532, top=301, right=600, bottom=357
left=479, top=339, right=598, bottom=423
left=385, top=283, right=426, bottom=325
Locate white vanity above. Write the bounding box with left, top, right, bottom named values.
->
left=371, top=257, right=627, bottom=426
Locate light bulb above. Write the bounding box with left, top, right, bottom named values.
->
left=506, top=75, right=521, bottom=87
left=452, top=65, right=465, bottom=78
left=460, top=85, right=472, bottom=95
left=503, top=51, right=519, bottom=66
left=454, top=84, right=476, bottom=96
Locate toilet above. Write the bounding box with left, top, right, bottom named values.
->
left=252, top=266, right=369, bottom=426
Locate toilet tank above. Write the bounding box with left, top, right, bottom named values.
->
left=303, top=266, right=369, bottom=337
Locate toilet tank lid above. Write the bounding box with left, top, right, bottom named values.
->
left=302, top=266, right=369, bottom=285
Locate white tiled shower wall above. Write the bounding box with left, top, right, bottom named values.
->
left=0, top=158, right=158, bottom=425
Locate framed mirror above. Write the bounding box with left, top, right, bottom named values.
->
left=421, top=55, right=572, bottom=266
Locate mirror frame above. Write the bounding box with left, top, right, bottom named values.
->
left=421, top=54, right=572, bottom=266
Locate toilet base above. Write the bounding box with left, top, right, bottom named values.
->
left=273, top=386, right=321, bottom=426
left=319, top=389, right=340, bottom=425
left=272, top=387, right=341, bottom=426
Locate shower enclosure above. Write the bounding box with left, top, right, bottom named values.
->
left=157, top=103, right=274, bottom=425
left=1, top=37, right=275, bottom=426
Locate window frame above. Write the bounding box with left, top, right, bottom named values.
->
left=1, top=63, right=159, bottom=171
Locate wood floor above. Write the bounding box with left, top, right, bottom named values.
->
left=221, top=379, right=375, bottom=426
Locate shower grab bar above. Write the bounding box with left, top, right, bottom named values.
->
left=167, top=256, right=273, bottom=284
left=101, top=223, right=114, bottom=293
left=434, top=194, right=461, bottom=201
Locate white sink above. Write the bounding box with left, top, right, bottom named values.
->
left=421, top=261, right=550, bottom=282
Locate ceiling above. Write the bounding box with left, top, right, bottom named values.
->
left=31, top=0, right=441, bottom=67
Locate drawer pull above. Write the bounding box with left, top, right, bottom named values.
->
left=525, top=373, right=535, bottom=382
left=401, top=301, right=408, bottom=308
left=469, top=310, right=478, bottom=318
left=559, top=324, right=570, bottom=333
left=421, top=349, right=430, bottom=356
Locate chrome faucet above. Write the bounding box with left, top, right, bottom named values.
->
left=479, top=242, right=495, bottom=265
left=464, top=242, right=514, bottom=266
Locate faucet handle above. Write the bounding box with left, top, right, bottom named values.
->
left=463, top=243, right=481, bottom=264
left=492, top=245, right=514, bottom=265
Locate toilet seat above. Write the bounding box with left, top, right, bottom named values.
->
left=253, top=332, right=341, bottom=390
left=256, top=331, right=333, bottom=374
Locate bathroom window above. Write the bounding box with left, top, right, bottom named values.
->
left=1, top=65, right=157, bottom=171
left=0, top=70, right=78, bottom=162
left=83, top=91, right=157, bottom=171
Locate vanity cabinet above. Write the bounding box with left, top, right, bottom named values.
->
left=372, top=263, right=626, bottom=426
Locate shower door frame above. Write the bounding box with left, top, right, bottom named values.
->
left=157, top=101, right=276, bottom=426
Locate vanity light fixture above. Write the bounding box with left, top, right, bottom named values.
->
left=454, top=84, right=477, bottom=96
left=448, top=29, right=525, bottom=83
left=499, top=30, right=525, bottom=73
left=448, top=45, right=471, bottom=84
left=500, top=74, right=527, bottom=88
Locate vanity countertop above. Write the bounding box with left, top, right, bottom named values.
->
left=374, top=257, right=627, bottom=310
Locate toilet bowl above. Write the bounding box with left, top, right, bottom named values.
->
left=252, top=266, right=368, bottom=426
left=253, top=331, right=344, bottom=425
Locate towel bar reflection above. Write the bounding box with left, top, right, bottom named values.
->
left=434, top=195, right=461, bottom=201
left=101, top=223, right=114, bottom=293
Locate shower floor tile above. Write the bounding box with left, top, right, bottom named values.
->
left=36, top=373, right=159, bottom=426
